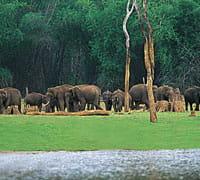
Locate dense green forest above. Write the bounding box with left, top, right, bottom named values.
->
left=0, top=0, right=199, bottom=95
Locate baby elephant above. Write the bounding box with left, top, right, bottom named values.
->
left=112, top=89, right=132, bottom=112
left=24, top=92, right=49, bottom=112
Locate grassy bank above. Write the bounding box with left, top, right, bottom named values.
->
left=0, top=112, right=199, bottom=151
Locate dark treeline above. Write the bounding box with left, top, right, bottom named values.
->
left=0, top=0, right=199, bottom=95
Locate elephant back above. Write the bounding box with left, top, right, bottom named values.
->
left=75, top=85, right=101, bottom=100
left=129, top=84, right=147, bottom=101
left=24, top=92, right=43, bottom=105
left=47, top=84, right=73, bottom=97
left=184, top=87, right=200, bottom=102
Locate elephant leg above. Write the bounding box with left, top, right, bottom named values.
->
left=185, top=101, right=188, bottom=111
left=145, top=102, right=150, bottom=110
left=135, top=101, right=140, bottom=110
left=116, top=102, right=120, bottom=112
left=87, top=104, right=94, bottom=110
left=91, top=104, right=95, bottom=110
left=0, top=106, right=5, bottom=114
left=86, top=104, right=90, bottom=110
left=18, top=104, right=21, bottom=113
left=129, top=100, right=133, bottom=110
left=4, top=101, right=9, bottom=111
left=58, top=99, right=65, bottom=111
left=195, top=102, right=199, bottom=111
left=119, top=102, right=123, bottom=112
left=93, top=99, right=103, bottom=110
left=119, top=105, right=122, bottom=112
left=51, top=106, right=54, bottom=113
left=119, top=106, right=122, bottom=112
left=67, top=100, right=75, bottom=112
left=94, top=103, right=103, bottom=110
left=108, top=102, right=112, bottom=111
left=113, top=103, right=117, bottom=112
left=189, top=103, right=193, bottom=111
left=116, top=105, right=119, bottom=112
left=73, top=101, right=80, bottom=112
left=80, top=100, right=87, bottom=111
left=38, top=104, right=42, bottom=112
left=105, top=103, right=108, bottom=110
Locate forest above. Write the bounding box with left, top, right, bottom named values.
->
left=0, top=0, right=199, bottom=96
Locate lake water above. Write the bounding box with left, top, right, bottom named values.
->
left=0, top=149, right=200, bottom=180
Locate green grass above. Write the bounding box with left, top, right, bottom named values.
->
left=0, top=112, right=200, bottom=151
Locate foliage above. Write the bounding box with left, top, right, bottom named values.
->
left=151, top=0, right=200, bottom=90
left=0, top=68, right=12, bottom=88
left=0, top=1, right=25, bottom=47
left=0, top=112, right=200, bottom=151
left=0, top=0, right=199, bottom=93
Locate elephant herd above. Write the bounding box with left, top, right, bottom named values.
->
left=103, top=84, right=200, bottom=112
left=0, top=84, right=199, bottom=114
left=24, top=84, right=102, bottom=113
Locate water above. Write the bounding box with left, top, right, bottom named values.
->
left=0, top=149, right=200, bottom=180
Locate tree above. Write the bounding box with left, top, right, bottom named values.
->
left=123, top=0, right=137, bottom=112
left=136, top=0, right=157, bottom=122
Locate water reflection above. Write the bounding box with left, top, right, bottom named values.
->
left=0, top=149, right=200, bottom=180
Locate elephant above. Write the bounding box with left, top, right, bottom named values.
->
left=24, top=92, right=49, bottom=112
left=112, top=89, right=132, bottom=112
left=102, top=90, right=112, bottom=111
left=65, top=84, right=102, bottom=111
left=156, top=85, right=175, bottom=102
left=129, top=84, right=157, bottom=110
left=112, top=89, right=124, bottom=112
left=0, top=87, right=22, bottom=113
left=155, top=85, right=179, bottom=111
left=184, top=86, right=200, bottom=111
left=45, top=84, right=73, bottom=112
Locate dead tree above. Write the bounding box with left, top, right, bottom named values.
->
left=123, top=0, right=137, bottom=112
left=136, top=1, right=157, bottom=122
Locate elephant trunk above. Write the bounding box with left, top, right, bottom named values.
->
left=43, top=101, right=50, bottom=107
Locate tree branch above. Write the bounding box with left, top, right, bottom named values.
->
left=123, top=0, right=137, bottom=50
left=135, top=3, right=147, bottom=40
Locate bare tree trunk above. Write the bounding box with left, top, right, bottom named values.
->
left=124, top=52, right=131, bottom=112
left=136, top=0, right=157, bottom=122
left=123, top=0, right=137, bottom=112
left=25, top=87, right=29, bottom=97
left=145, top=41, right=157, bottom=122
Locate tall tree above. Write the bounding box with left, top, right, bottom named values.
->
left=136, top=0, right=157, bottom=122
left=123, top=0, right=137, bottom=112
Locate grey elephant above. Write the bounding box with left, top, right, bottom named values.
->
left=102, top=90, right=113, bottom=111
left=112, top=89, right=132, bottom=112
left=156, top=85, right=175, bottom=102
left=184, top=86, right=200, bottom=111
left=45, top=84, right=73, bottom=112
left=155, top=85, right=180, bottom=111
left=24, top=92, right=49, bottom=112
left=129, top=84, right=157, bottom=110
left=65, top=84, right=102, bottom=111
left=0, top=87, right=22, bottom=113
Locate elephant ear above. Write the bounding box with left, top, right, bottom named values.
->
left=47, top=88, right=57, bottom=97
left=66, top=89, right=73, bottom=97
left=71, top=86, right=83, bottom=100
left=0, top=90, right=7, bottom=100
